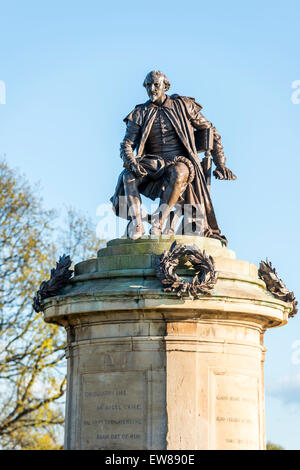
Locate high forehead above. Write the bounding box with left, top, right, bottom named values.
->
left=144, top=72, right=165, bottom=85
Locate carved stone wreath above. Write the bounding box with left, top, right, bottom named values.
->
left=156, top=241, right=218, bottom=299
left=33, top=254, right=73, bottom=313
left=258, top=259, right=298, bottom=318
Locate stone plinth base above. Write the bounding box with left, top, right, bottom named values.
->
left=43, top=236, right=290, bottom=450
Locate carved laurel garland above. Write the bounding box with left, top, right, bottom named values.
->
left=156, top=241, right=218, bottom=299
left=258, top=259, right=298, bottom=318
left=33, top=254, right=73, bottom=313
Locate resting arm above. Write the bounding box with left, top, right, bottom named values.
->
left=188, top=100, right=236, bottom=180
left=120, top=120, right=147, bottom=178
left=120, top=120, right=140, bottom=168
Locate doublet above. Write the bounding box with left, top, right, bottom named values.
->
left=120, top=95, right=225, bottom=170
left=144, top=107, right=187, bottom=160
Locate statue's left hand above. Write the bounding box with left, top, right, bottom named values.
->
left=213, top=166, right=237, bottom=180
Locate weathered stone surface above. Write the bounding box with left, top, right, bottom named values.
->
left=43, top=236, right=291, bottom=450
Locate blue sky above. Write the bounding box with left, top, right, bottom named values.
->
left=0, top=0, right=300, bottom=449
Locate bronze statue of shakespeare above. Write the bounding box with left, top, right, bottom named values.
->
left=111, top=70, right=236, bottom=244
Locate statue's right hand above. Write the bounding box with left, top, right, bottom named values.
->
left=131, top=163, right=147, bottom=178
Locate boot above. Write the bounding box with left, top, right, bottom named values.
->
left=126, top=195, right=145, bottom=240
left=127, top=219, right=145, bottom=240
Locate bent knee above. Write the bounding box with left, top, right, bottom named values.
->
left=171, top=162, right=189, bottom=183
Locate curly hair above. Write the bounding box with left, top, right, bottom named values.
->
left=143, top=70, right=171, bottom=91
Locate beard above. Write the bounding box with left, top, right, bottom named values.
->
left=149, top=91, right=165, bottom=103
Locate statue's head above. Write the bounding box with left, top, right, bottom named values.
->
left=143, top=70, right=170, bottom=103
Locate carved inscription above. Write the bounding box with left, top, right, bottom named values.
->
left=212, top=372, right=260, bottom=450
left=80, top=371, right=146, bottom=449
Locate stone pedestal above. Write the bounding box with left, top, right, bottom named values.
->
left=42, top=236, right=290, bottom=450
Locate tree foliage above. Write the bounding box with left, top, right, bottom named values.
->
left=266, top=441, right=285, bottom=450
left=0, top=159, right=101, bottom=449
